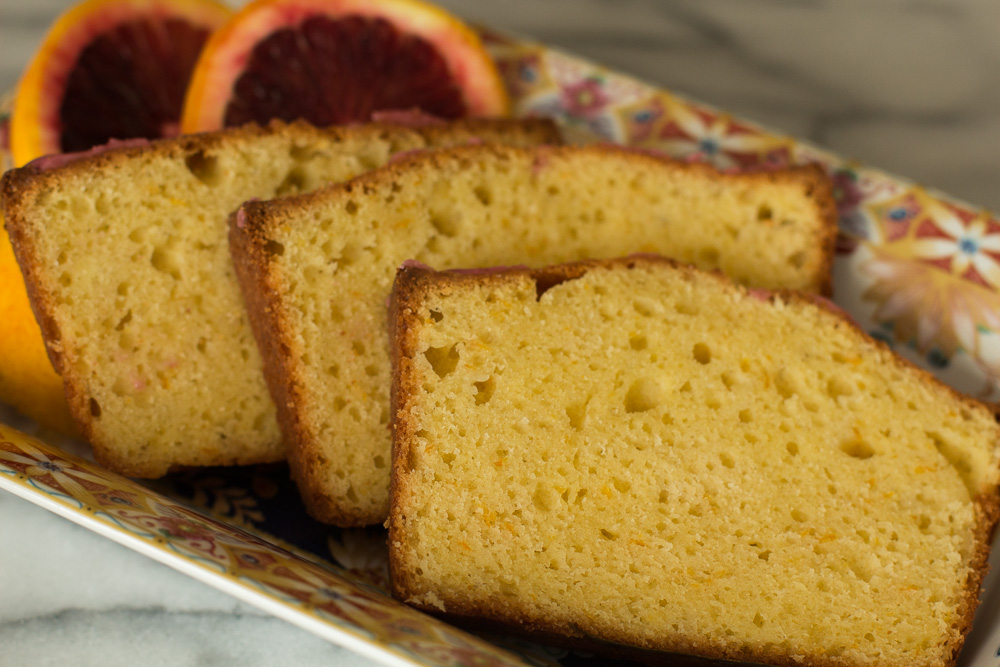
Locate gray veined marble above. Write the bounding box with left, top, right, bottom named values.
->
left=0, top=0, right=998, bottom=665
left=0, top=491, right=375, bottom=667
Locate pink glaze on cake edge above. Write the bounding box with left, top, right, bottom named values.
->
left=26, top=138, right=151, bottom=171
left=370, top=109, right=447, bottom=127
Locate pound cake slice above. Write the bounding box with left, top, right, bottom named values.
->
left=388, top=256, right=1000, bottom=667
left=231, top=143, right=837, bottom=525
left=0, top=117, right=559, bottom=477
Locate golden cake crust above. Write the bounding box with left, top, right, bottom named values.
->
left=262, top=144, right=837, bottom=295
left=229, top=202, right=373, bottom=524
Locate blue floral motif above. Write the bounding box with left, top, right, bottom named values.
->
left=927, top=348, right=950, bottom=369
left=888, top=206, right=912, bottom=221
left=698, top=137, right=719, bottom=155
left=387, top=621, right=423, bottom=636
left=518, top=62, right=537, bottom=83
left=318, top=588, right=345, bottom=601
left=632, top=109, right=655, bottom=124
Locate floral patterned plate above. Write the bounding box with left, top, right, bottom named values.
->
left=2, top=27, right=1000, bottom=667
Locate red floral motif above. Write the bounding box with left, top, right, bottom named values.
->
left=227, top=546, right=280, bottom=572
left=831, top=169, right=864, bottom=218
left=93, top=488, right=141, bottom=508
left=0, top=436, right=122, bottom=507
left=619, top=99, right=792, bottom=169
left=855, top=183, right=1000, bottom=388
left=862, top=248, right=1000, bottom=357
left=865, top=191, right=1000, bottom=288
left=153, top=515, right=219, bottom=541
left=496, top=52, right=552, bottom=101
left=616, top=95, right=666, bottom=144
left=560, top=77, right=609, bottom=117
left=866, top=192, right=922, bottom=243
left=155, top=498, right=275, bottom=548
left=328, top=530, right=390, bottom=593
left=914, top=210, right=1000, bottom=290
left=260, top=563, right=422, bottom=631
left=95, top=506, right=231, bottom=561
left=156, top=473, right=266, bottom=525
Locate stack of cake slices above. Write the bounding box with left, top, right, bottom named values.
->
left=229, top=144, right=837, bottom=525
left=0, top=117, right=558, bottom=476
left=3, top=114, right=998, bottom=666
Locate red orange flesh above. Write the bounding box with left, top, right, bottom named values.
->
left=181, top=0, right=509, bottom=133
left=10, top=0, right=232, bottom=167
left=3, top=0, right=230, bottom=434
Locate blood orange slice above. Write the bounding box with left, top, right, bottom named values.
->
left=2, top=0, right=229, bottom=433
left=180, top=0, right=509, bottom=133
left=9, top=0, right=232, bottom=166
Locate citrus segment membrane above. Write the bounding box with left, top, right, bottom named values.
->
left=59, top=17, right=216, bottom=151
left=11, top=0, right=232, bottom=166
left=181, top=0, right=509, bottom=133
left=225, top=15, right=468, bottom=127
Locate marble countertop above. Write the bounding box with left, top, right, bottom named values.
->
left=1, top=0, right=999, bottom=665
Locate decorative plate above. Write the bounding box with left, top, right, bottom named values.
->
left=2, top=28, right=1000, bottom=667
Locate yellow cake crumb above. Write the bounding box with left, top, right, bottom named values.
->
left=388, top=256, right=1000, bottom=667
left=0, top=119, right=558, bottom=476
left=232, top=143, right=837, bottom=526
